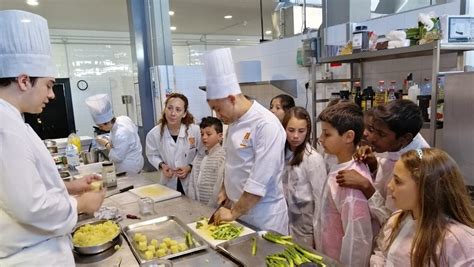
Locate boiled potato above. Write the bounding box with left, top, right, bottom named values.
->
left=90, top=181, right=103, bottom=192
left=158, top=242, right=168, bottom=250
left=147, top=245, right=155, bottom=252
left=178, top=243, right=187, bottom=252
left=138, top=241, right=147, bottom=251
left=156, top=248, right=167, bottom=257
left=133, top=233, right=143, bottom=242
left=169, top=240, right=178, bottom=246
left=150, top=239, right=159, bottom=247
left=170, top=245, right=179, bottom=254
left=72, top=221, right=119, bottom=247
left=139, top=235, right=147, bottom=243
left=162, top=237, right=171, bottom=246
left=144, top=250, right=154, bottom=260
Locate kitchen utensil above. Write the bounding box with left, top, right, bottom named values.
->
left=81, top=151, right=98, bottom=164
left=187, top=220, right=255, bottom=249
left=44, top=139, right=58, bottom=154
left=208, top=202, right=224, bottom=224
left=72, top=219, right=121, bottom=255
left=129, top=184, right=181, bottom=203
left=122, top=215, right=208, bottom=264
left=106, top=185, right=134, bottom=198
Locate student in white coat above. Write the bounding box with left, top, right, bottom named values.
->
left=0, top=10, right=105, bottom=266
left=146, top=93, right=200, bottom=195
left=85, top=94, right=144, bottom=174
left=281, top=107, right=327, bottom=248
left=203, top=48, right=289, bottom=234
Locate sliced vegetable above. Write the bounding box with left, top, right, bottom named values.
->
left=210, top=223, right=243, bottom=240
left=251, top=237, right=257, bottom=256
left=185, top=232, right=194, bottom=247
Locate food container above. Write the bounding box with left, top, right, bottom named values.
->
left=72, top=219, right=121, bottom=255
left=139, top=259, right=173, bottom=267
left=123, top=215, right=208, bottom=264
left=138, top=197, right=155, bottom=216
left=44, top=139, right=58, bottom=154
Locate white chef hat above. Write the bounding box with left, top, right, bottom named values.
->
left=85, top=94, right=114, bottom=125
left=202, top=48, right=241, bottom=100
left=0, top=10, right=57, bottom=78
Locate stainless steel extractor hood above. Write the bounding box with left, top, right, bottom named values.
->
left=198, top=79, right=298, bottom=98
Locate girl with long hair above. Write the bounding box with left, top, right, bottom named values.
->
left=371, top=148, right=474, bottom=266
left=281, top=107, right=327, bottom=248
left=145, top=93, right=201, bottom=195
left=270, top=94, right=295, bottom=122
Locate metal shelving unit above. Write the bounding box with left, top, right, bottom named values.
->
left=312, top=40, right=474, bottom=146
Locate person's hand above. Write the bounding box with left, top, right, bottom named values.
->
left=336, top=169, right=375, bottom=199
left=66, top=174, right=102, bottom=195
left=213, top=207, right=237, bottom=225
left=161, top=164, right=174, bottom=178
left=176, top=165, right=191, bottom=179
left=76, top=189, right=106, bottom=215
left=354, top=145, right=378, bottom=173
left=96, top=137, right=108, bottom=147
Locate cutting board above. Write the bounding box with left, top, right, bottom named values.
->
left=129, top=184, right=181, bottom=202
left=187, top=221, right=255, bottom=249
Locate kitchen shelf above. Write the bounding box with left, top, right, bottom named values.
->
left=312, top=40, right=474, bottom=147
left=317, top=42, right=474, bottom=64
left=314, top=78, right=360, bottom=83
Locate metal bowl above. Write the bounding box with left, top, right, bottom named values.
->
left=72, top=219, right=121, bottom=255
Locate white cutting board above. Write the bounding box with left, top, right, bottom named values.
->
left=129, top=184, right=181, bottom=202
left=187, top=221, right=255, bottom=248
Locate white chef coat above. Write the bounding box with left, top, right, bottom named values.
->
left=146, top=123, right=201, bottom=192
left=315, top=159, right=375, bottom=267
left=108, top=116, right=144, bottom=174
left=0, top=99, right=77, bottom=266
left=368, top=133, right=430, bottom=225
left=187, top=143, right=225, bottom=208
left=224, top=101, right=288, bottom=234
left=371, top=211, right=474, bottom=266
left=282, top=144, right=327, bottom=248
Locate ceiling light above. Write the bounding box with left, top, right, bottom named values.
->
left=265, top=30, right=272, bottom=35
left=21, top=19, right=31, bottom=23
left=169, top=11, right=175, bottom=16
left=170, top=26, right=177, bottom=31
left=26, top=0, right=39, bottom=6
left=236, top=39, right=241, bottom=41
left=224, top=15, right=233, bottom=19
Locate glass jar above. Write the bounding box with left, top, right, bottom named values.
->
left=101, top=161, right=117, bottom=188
left=138, top=197, right=155, bottom=216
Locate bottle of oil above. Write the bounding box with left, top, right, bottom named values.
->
left=353, top=82, right=362, bottom=108
left=387, top=80, right=397, bottom=102
left=374, top=80, right=386, bottom=107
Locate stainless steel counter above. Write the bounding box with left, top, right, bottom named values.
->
left=74, top=173, right=339, bottom=267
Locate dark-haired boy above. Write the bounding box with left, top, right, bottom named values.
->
left=336, top=99, right=429, bottom=225
left=187, top=117, right=226, bottom=207
left=315, top=102, right=374, bottom=267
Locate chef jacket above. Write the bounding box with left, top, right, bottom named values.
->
left=146, top=123, right=201, bottom=192
left=282, top=144, right=327, bottom=248
left=0, top=99, right=77, bottom=266
left=368, top=133, right=430, bottom=225
left=224, top=101, right=288, bottom=234
left=371, top=211, right=474, bottom=266
left=108, top=116, right=144, bottom=174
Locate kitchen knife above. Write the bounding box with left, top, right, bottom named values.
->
left=207, top=202, right=224, bottom=225
left=105, top=185, right=134, bottom=198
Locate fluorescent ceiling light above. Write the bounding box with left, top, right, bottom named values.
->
left=265, top=30, right=272, bottom=35
left=21, top=19, right=31, bottom=23
left=236, top=38, right=241, bottom=41
left=169, top=11, right=175, bottom=16
left=224, top=15, right=233, bottom=19
left=26, top=0, right=39, bottom=6
left=170, top=26, right=177, bottom=31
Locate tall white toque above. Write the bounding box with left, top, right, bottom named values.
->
left=202, top=48, right=241, bottom=100
left=85, top=94, right=114, bottom=125
left=0, top=10, right=57, bottom=78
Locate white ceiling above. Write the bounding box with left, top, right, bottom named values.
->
left=0, top=0, right=276, bottom=36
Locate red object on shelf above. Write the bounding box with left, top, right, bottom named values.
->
left=330, top=62, right=342, bottom=67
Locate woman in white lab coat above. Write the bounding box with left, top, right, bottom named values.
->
left=146, top=93, right=200, bottom=194
left=281, top=107, right=327, bottom=248
left=371, top=148, right=474, bottom=266
left=85, top=94, right=144, bottom=174
left=0, top=10, right=104, bottom=266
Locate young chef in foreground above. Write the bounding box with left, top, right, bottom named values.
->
left=85, top=93, right=144, bottom=174
left=203, top=48, right=289, bottom=234
left=0, top=10, right=105, bottom=266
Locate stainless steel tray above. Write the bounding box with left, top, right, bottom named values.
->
left=216, top=231, right=340, bottom=267
left=123, top=215, right=209, bottom=264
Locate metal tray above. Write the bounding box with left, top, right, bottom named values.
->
left=216, top=231, right=341, bottom=267
left=123, top=215, right=209, bottom=264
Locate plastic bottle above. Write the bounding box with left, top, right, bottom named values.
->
left=374, top=80, right=386, bottom=107
left=352, top=25, right=369, bottom=53
left=102, top=162, right=117, bottom=188
left=68, top=132, right=82, bottom=153
left=420, top=78, right=432, bottom=96
left=65, top=144, right=80, bottom=169
left=353, top=82, right=362, bottom=107
left=387, top=80, right=397, bottom=102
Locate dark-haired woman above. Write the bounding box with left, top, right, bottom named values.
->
left=281, top=107, right=327, bottom=248
left=146, top=93, right=201, bottom=194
